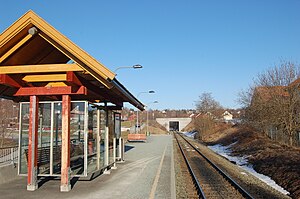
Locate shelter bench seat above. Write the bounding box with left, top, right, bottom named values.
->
left=24, top=145, right=62, bottom=173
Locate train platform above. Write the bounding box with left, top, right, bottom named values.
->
left=0, top=135, right=176, bottom=199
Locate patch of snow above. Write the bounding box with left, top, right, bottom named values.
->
left=208, top=143, right=290, bottom=195
left=183, top=131, right=197, bottom=138
left=240, top=172, right=248, bottom=176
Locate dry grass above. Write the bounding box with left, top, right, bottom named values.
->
left=201, top=124, right=300, bottom=198
left=139, top=125, right=168, bottom=134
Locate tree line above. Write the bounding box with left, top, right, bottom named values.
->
left=194, top=61, right=300, bottom=146
left=239, top=61, right=300, bottom=146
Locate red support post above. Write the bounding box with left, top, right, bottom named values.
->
left=60, top=95, right=71, bottom=192
left=27, top=95, right=39, bottom=191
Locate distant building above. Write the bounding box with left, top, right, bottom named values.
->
left=222, top=111, right=233, bottom=121
left=127, top=114, right=136, bottom=121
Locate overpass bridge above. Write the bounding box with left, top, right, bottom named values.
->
left=156, top=118, right=192, bottom=131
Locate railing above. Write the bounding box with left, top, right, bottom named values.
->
left=0, top=146, right=18, bottom=166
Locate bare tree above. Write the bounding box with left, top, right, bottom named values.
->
left=195, top=92, right=223, bottom=116
left=193, top=115, right=215, bottom=140
left=239, top=61, right=300, bottom=145
left=0, top=99, right=16, bottom=147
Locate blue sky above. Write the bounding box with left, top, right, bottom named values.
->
left=1, top=1, right=300, bottom=110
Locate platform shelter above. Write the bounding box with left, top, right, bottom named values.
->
left=0, top=11, right=144, bottom=192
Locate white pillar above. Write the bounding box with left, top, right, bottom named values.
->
left=111, top=138, right=117, bottom=169
left=96, top=109, right=100, bottom=170
left=104, top=126, right=110, bottom=174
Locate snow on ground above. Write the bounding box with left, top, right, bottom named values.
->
left=208, top=143, right=290, bottom=195
left=182, top=131, right=197, bottom=138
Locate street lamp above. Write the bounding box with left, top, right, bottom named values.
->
left=136, top=90, right=155, bottom=133
left=114, top=64, right=143, bottom=73
left=146, top=101, right=158, bottom=135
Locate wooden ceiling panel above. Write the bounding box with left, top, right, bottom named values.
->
left=0, top=24, right=34, bottom=57
left=37, top=49, right=69, bottom=64
left=2, top=35, right=68, bottom=65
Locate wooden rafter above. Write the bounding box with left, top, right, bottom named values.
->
left=0, top=74, right=22, bottom=87
left=14, top=86, right=87, bottom=96
left=23, top=74, right=67, bottom=82
left=0, top=34, right=33, bottom=63
left=76, top=75, right=123, bottom=106
left=66, top=71, right=82, bottom=86
left=45, top=82, right=68, bottom=87
left=38, top=32, right=114, bottom=89
left=0, top=63, right=83, bottom=74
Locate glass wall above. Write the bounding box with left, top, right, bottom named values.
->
left=99, top=109, right=106, bottom=169
left=114, top=112, right=121, bottom=159
left=37, top=103, right=51, bottom=174
left=108, top=111, right=114, bottom=164
left=19, top=103, right=29, bottom=175
left=52, top=103, right=62, bottom=174
left=69, top=102, right=85, bottom=175
left=19, top=101, right=116, bottom=177
left=87, top=104, right=98, bottom=173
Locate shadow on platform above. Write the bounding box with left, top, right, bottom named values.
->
left=125, top=145, right=135, bottom=152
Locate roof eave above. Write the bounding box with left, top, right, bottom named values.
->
left=111, top=78, right=145, bottom=111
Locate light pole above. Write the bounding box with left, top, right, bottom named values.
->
left=136, top=90, right=155, bottom=133
left=114, top=64, right=143, bottom=73
left=146, top=101, right=158, bottom=135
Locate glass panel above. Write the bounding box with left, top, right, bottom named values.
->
left=108, top=110, right=114, bottom=164
left=37, top=103, right=51, bottom=174
left=99, top=109, right=106, bottom=168
left=52, top=102, right=62, bottom=174
left=19, top=103, right=29, bottom=174
left=114, top=113, right=121, bottom=158
left=19, top=101, right=89, bottom=176
left=70, top=102, right=85, bottom=175
left=87, top=104, right=98, bottom=174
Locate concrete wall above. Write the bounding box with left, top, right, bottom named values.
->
left=0, top=164, right=19, bottom=185
left=156, top=118, right=192, bottom=131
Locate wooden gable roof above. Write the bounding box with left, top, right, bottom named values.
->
left=0, top=11, right=144, bottom=110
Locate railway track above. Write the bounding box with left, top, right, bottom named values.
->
left=174, top=132, right=254, bottom=199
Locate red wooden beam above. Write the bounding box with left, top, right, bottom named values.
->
left=66, top=71, right=82, bottom=86
left=60, top=95, right=71, bottom=192
left=14, top=86, right=87, bottom=96
left=27, top=95, right=39, bottom=191
left=0, top=74, right=22, bottom=88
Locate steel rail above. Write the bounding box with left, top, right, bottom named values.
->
left=178, top=132, right=254, bottom=199
left=174, top=132, right=206, bottom=199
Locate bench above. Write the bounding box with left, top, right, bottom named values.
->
left=24, top=144, right=84, bottom=173
left=127, top=133, right=147, bottom=142
left=24, top=145, right=62, bottom=173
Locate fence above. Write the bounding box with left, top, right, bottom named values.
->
left=0, top=146, right=18, bottom=166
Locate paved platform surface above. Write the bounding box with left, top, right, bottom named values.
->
left=0, top=135, right=176, bottom=199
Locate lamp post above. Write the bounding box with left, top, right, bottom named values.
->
left=136, top=90, right=155, bottom=133
left=114, top=64, right=143, bottom=73
left=146, top=101, right=158, bottom=135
